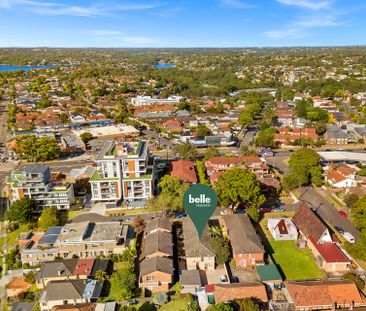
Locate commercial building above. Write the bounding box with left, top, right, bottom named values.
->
left=90, top=140, right=154, bottom=205
left=7, top=164, right=75, bottom=210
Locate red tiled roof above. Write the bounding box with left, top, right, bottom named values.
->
left=214, top=283, right=268, bottom=303
left=285, top=280, right=363, bottom=308
left=171, top=160, right=197, bottom=184
left=327, top=170, right=347, bottom=183
left=73, top=258, right=94, bottom=276
left=275, top=219, right=289, bottom=234
left=308, top=236, right=349, bottom=263
left=292, top=203, right=327, bottom=243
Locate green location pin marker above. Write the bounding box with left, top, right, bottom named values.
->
left=183, top=184, right=218, bottom=238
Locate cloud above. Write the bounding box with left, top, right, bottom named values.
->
left=219, top=0, right=257, bottom=9
left=276, top=0, right=331, bottom=10
left=84, top=30, right=124, bottom=36
left=0, top=0, right=161, bottom=16
left=265, top=29, right=298, bottom=39
left=296, top=15, right=343, bottom=27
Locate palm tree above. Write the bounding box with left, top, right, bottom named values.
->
left=95, top=269, right=107, bottom=281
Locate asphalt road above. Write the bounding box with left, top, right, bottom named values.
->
left=265, top=152, right=291, bottom=174
left=298, top=187, right=360, bottom=240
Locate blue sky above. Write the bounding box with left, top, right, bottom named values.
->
left=0, top=0, right=365, bottom=47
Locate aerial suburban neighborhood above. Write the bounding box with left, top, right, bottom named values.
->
left=2, top=44, right=366, bottom=310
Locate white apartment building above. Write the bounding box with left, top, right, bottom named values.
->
left=7, top=164, right=74, bottom=210
left=90, top=140, right=154, bottom=205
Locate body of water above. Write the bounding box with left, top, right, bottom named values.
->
left=0, top=65, right=55, bottom=72
left=155, top=63, right=176, bottom=69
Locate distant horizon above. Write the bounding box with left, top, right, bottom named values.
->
left=1, top=0, right=366, bottom=48
left=1, top=45, right=366, bottom=49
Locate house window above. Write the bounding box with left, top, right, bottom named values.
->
left=146, top=275, right=155, bottom=281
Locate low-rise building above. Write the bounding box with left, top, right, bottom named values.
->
left=285, top=280, right=365, bottom=310
left=293, top=203, right=350, bottom=272
left=325, top=125, right=349, bottom=145
left=20, top=222, right=131, bottom=266
left=39, top=279, right=103, bottom=311
left=170, top=160, right=197, bottom=184
left=222, top=215, right=264, bottom=268
left=183, top=218, right=215, bottom=270
left=7, top=164, right=75, bottom=210
left=325, top=163, right=358, bottom=188
left=267, top=218, right=298, bottom=240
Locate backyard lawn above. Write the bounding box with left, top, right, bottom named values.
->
left=159, top=299, right=188, bottom=311
left=269, top=240, right=325, bottom=280
left=259, top=214, right=325, bottom=280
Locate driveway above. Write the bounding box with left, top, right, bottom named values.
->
left=265, top=154, right=291, bottom=174
left=298, top=187, right=360, bottom=240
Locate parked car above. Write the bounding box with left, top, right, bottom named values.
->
left=335, top=226, right=344, bottom=234
left=127, top=299, right=138, bottom=306
left=258, top=207, right=272, bottom=213
left=274, top=202, right=284, bottom=207
left=339, top=211, right=348, bottom=218
left=235, top=210, right=246, bottom=214
left=175, top=213, right=186, bottom=219
left=272, top=207, right=285, bottom=212
left=340, top=231, right=355, bottom=244
left=219, top=275, right=229, bottom=284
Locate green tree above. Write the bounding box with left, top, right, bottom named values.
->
left=344, top=193, right=359, bottom=208
left=284, top=149, right=323, bottom=188
left=80, top=132, right=94, bottom=145
left=186, top=293, right=200, bottom=311
left=95, top=269, right=108, bottom=281
left=214, top=168, right=265, bottom=208
left=154, top=175, right=190, bottom=212
left=307, top=107, right=328, bottom=122
left=173, top=142, right=198, bottom=160
left=204, top=147, right=220, bottom=161
left=60, top=113, right=69, bottom=123
left=207, top=303, right=234, bottom=311
left=111, top=268, right=136, bottom=300
left=5, top=248, right=21, bottom=269
left=246, top=207, right=260, bottom=222
left=38, top=207, right=59, bottom=230
left=196, top=124, right=212, bottom=138
left=209, top=236, right=231, bottom=265
left=235, top=298, right=260, bottom=311
left=7, top=198, right=36, bottom=225
left=15, top=135, right=60, bottom=162
left=255, top=127, right=276, bottom=148
left=196, top=160, right=209, bottom=185
left=343, top=273, right=365, bottom=291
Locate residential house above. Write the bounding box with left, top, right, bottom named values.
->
left=170, top=160, right=197, bottom=184
left=293, top=203, right=350, bottom=272
left=90, top=140, right=154, bottom=205
left=285, top=280, right=365, bottom=310
left=7, top=164, right=75, bottom=210
left=325, top=125, right=349, bottom=145
left=222, top=215, right=264, bottom=268
left=39, top=279, right=103, bottom=311
left=70, top=113, right=86, bottom=124
left=6, top=277, right=30, bottom=299
left=274, top=127, right=318, bottom=145
left=276, top=108, right=294, bottom=127
left=205, top=156, right=268, bottom=184
left=213, top=283, right=268, bottom=304
left=36, top=258, right=110, bottom=288
left=20, top=222, right=131, bottom=266
left=139, top=256, right=174, bottom=294
left=182, top=218, right=215, bottom=270
left=163, top=119, right=184, bottom=133
left=143, top=231, right=173, bottom=259
left=325, top=164, right=358, bottom=188
left=131, top=96, right=184, bottom=106
left=267, top=218, right=298, bottom=240
left=145, top=217, right=172, bottom=235
left=180, top=270, right=202, bottom=294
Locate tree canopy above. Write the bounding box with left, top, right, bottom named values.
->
left=214, top=168, right=265, bottom=208
left=38, top=207, right=60, bottom=230
left=173, top=142, right=198, bottom=160
left=7, top=198, right=37, bottom=225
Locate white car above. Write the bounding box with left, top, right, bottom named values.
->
left=341, top=232, right=355, bottom=244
